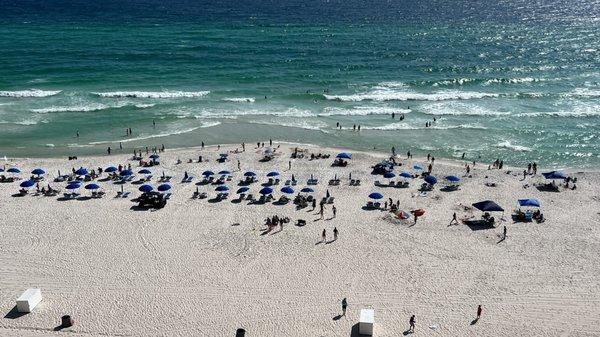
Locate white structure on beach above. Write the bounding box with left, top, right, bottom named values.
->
left=359, top=308, right=374, bottom=335
left=16, top=288, right=42, bottom=313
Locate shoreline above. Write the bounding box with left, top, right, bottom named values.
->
left=3, top=141, right=599, bottom=173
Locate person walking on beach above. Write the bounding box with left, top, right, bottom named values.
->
left=107, top=147, right=111, bottom=155
left=319, top=207, right=324, bottom=220
left=450, top=212, right=458, bottom=225
left=237, top=160, right=241, bottom=171
left=288, top=160, right=292, bottom=170
left=341, top=298, right=348, bottom=316
left=332, top=205, right=337, bottom=218
left=333, top=227, right=338, bottom=241
left=119, top=142, right=123, bottom=150
left=477, top=304, right=482, bottom=319
left=409, top=315, right=416, bottom=332
left=321, top=229, right=326, bottom=243
left=201, top=141, right=204, bottom=149
left=503, top=226, right=507, bottom=240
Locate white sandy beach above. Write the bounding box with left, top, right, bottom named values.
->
left=1, top=143, right=599, bottom=336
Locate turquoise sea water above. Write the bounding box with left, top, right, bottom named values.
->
left=0, top=1, right=599, bottom=167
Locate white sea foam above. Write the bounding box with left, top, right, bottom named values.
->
left=496, top=141, right=532, bottom=152
left=93, top=91, right=210, bottom=98
left=45, top=144, right=55, bottom=147
left=222, top=97, right=255, bottom=103
left=318, top=106, right=411, bottom=116
left=88, top=122, right=220, bottom=145
left=483, top=77, right=540, bottom=85
left=195, top=107, right=313, bottom=118
left=248, top=119, right=327, bottom=131
left=421, top=103, right=510, bottom=116
left=324, top=90, right=498, bottom=102
left=361, top=123, right=487, bottom=131
left=32, top=102, right=155, bottom=113
left=0, top=89, right=61, bottom=98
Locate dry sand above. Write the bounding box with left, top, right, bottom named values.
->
left=1, top=143, right=599, bottom=336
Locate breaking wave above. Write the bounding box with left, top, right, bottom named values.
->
left=0, top=89, right=61, bottom=98
left=93, top=91, right=210, bottom=98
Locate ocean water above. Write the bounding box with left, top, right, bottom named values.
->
left=0, top=0, right=599, bottom=168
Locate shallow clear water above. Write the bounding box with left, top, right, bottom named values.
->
left=0, top=0, right=599, bottom=168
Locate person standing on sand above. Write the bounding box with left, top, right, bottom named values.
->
left=107, top=147, right=111, bottom=155
left=333, top=227, right=338, bottom=241
left=319, top=207, right=324, bottom=220
left=477, top=304, right=482, bottom=319
left=119, top=142, right=122, bottom=150
left=332, top=205, right=337, bottom=218
left=237, top=160, right=241, bottom=171
left=450, top=212, right=458, bottom=225
left=341, top=298, right=348, bottom=316
left=409, top=315, right=416, bottom=332
left=201, top=141, right=204, bottom=149
left=288, top=160, right=292, bottom=170
left=503, top=226, right=507, bottom=240
left=321, top=229, right=326, bottom=243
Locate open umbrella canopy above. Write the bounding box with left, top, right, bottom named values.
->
left=259, top=187, right=273, bottom=195
left=413, top=164, right=423, bottom=170
left=281, top=186, right=294, bottom=194
left=220, top=153, right=229, bottom=157
left=244, top=171, right=256, bottom=177
left=300, top=187, right=314, bottom=193
left=20, top=180, right=35, bottom=188
left=120, top=169, right=133, bottom=176
left=85, top=183, right=100, bottom=190
left=215, top=185, right=229, bottom=192
left=518, top=198, right=540, bottom=207
left=336, top=152, right=352, bottom=159
left=542, top=171, right=566, bottom=180
left=369, top=192, right=384, bottom=200
left=138, top=169, right=152, bottom=175
left=266, top=171, right=279, bottom=177
left=445, top=175, right=460, bottom=183
left=105, top=166, right=118, bottom=173
left=383, top=172, right=396, bottom=179
left=7, top=167, right=21, bottom=173
left=157, top=184, right=172, bottom=192
left=31, top=168, right=45, bottom=176
left=236, top=186, right=250, bottom=194
left=473, top=200, right=504, bottom=212
left=139, top=184, right=153, bottom=192
left=75, top=167, right=88, bottom=176
left=218, top=170, right=231, bottom=175
left=424, top=175, right=438, bottom=185
left=149, top=154, right=160, bottom=159
left=65, top=183, right=81, bottom=190
left=202, top=170, right=214, bottom=176
left=399, top=172, right=412, bottom=179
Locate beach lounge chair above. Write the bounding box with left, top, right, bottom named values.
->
left=164, top=192, right=172, bottom=200
left=359, top=309, right=374, bottom=335
left=246, top=194, right=255, bottom=202
left=16, top=289, right=42, bottom=313
left=327, top=197, right=335, bottom=204
left=285, top=180, right=291, bottom=186
left=121, top=192, right=130, bottom=198
left=374, top=202, right=381, bottom=209
left=296, top=219, right=306, bottom=226
left=198, top=192, right=207, bottom=199
left=366, top=201, right=374, bottom=208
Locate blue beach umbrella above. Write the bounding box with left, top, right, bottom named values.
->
left=31, top=168, right=45, bottom=176
left=281, top=186, right=294, bottom=194
left=542, top=171, right=566, bottom=180
left=267, top=171, right=279, bottom=177
left=259, top=187, right=273, bottom=195
left=518, top=198, right=540, bottom=207
left=202, top=170, right=215, bottom=176
left=300, top=187, right=314, bottom=193
left=7, top=167, right=21, bottom=174
left=20, top=180, right=35, bottom=188
left=105, top=166, right=118, bottom=173
left=424, top=175, right=437, bottom=185
left=157, top=184, right=172, bottom=192
left=236, top=187, right=250, bottom=194
left=369, top=192, right=384, bottom=200
left=120, top=169, right=133, bottom=176
left=65, top=183, right=81, bottom=190
left=75, top=167, right=88, bottom=176
left=149, top=154, right=160, bottom=159
left=336, top=152, right=352, bottom=159
left=472, top=200, right=504, bottom=212
left=139, top=184, right=153, bottom=193
left=218, top=170, right=231, bottom=175
left=85, top=183, right=100, bottom=190
left=138, top=169, right=151, bottom=175
left=400, top=172, right=412, bottom=179
left=383, top=172, right=396, bottom=179
left=215, top=185, right=230, bottom=192
left=244, top=171, right=256, bottom=177
left=413, top=164, right=423, bottom=170
left=445, top=175, right=460, bottom=183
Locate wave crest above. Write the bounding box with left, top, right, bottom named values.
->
left=93, top=91, right=209, bottom=98
left=0, top=89, right=61, bottom=98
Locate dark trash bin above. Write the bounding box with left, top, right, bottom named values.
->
left=236, top=328, right=246, bottom=337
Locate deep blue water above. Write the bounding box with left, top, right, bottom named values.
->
left=0, top=0, right=599, bottom=167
